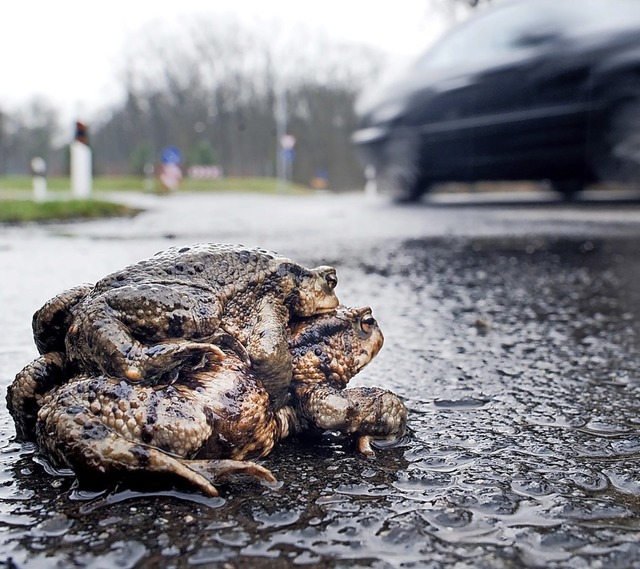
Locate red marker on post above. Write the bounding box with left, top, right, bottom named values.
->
left=71, top=121, right=92, bottom=198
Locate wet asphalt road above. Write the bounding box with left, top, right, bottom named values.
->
left=1, top=188, right=640, bottom=568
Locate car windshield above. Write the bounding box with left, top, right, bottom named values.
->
left=417, top=0, right=640, bottom=70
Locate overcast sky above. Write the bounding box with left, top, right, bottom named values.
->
left=0, top=1, right=453, bottom=120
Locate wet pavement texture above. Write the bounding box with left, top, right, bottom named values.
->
left=2, top=190, right=640, bottom=568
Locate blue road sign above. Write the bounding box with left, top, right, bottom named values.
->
left=161, top=146, right=182, bottom=165
left=282, top=148, right=295, bottom=163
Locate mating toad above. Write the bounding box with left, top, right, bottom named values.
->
left=37, top=244, right=338, bottom=410
left=32, top=307, right=406, bottom=496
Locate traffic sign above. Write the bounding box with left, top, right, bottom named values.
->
left=280, top=134, right=296, bottom=150
left=161, top=146, right=182, bottom=165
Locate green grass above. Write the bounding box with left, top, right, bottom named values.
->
left=0, top=199, right=141, bottom=224
left=0, top=176, right=310, bottom=194
left=0, top=176, right=311, bottom=223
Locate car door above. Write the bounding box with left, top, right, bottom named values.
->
left=467, top=34, right=561, bottom=178
left=409, top=2, right=559, bottom=180
left=457, top=6, right=568, bottom=178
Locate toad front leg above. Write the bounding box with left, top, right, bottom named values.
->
left=66, top=284, right=224, bottom=383
left=294, top=384, right=408, bottom=456
left=245, top=298, right=293, bottom=410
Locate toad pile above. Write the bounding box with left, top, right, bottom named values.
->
left=7, top=244, right=407, bottom=496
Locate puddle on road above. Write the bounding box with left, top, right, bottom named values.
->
left=2, top=235, right=640, bottom=568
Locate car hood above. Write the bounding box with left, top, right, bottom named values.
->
left=355, top=66, right=449, bottom=128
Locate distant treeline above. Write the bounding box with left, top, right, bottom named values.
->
left=0, top=16, right=383, bottom=190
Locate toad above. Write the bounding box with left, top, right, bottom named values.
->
left=33, top=307, right=406, bottom=496
left=36, top=244, right=339, bottom=410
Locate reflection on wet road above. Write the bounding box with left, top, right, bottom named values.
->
left=1, top=191, right=640, bottom=567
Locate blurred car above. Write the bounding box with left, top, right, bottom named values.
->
left=352, top=0, right=640, bottom=201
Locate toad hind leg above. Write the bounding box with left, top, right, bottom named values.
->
left=7, top=352, right=67, bottom=441
left=66, top=284, right=226, bottom=384
left=36, top=407, right=222, bottom=496
left=123, top=340, right=225, bottom=382
left=184, top=459, right=277, bottom=486
left=41, top=433, right=276, bottom=497
left=67, top=308, right=224, bottom=383
left=127, top=446, right=224, bottom=497
left=37, top=393, right=277, bottom=496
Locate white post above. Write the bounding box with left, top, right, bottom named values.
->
left=31, top=157, right=47, bottom=202
left=364, top=164, right=378, bottom=198
left=71, top=122, right=92, bottom=198
left=71, top=142, right=92, bottom=198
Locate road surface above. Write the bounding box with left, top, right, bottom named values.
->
left=1, top=188, right=640, bottom=568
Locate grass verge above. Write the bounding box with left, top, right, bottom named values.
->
left=0, top=199, right=141, bottom=224
left=0, top=176, right=312, bottom=223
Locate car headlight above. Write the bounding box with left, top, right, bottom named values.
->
left=351, top=126, right=389, bottom=145
left=370, top=100, right=406, bottom=125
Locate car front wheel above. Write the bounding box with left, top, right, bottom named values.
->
left=593, top=97, right=640, bottom=184
left=549, top=179, right=584, bottom=200
left=382, top=131, right=429, bottom=202
left=392, top=173, right=431, bottom=203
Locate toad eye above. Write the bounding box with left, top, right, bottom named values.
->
left=325, top=271, right=338, bottom=290
left=359, top=311, right=376, bottom=334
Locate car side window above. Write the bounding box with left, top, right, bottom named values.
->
left=419, top=3, right=560, bottom=69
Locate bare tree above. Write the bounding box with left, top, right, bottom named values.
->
left=0, top=98, right=60, bottom=175
left=91, top=15, right=383, bottom=189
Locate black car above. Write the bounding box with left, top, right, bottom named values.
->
left=353, top=0, right=640, bottom=201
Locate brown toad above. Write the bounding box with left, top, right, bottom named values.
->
left=32, top=307, right=406, bottom=496
left=35, top=244, right=339, bottom=410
